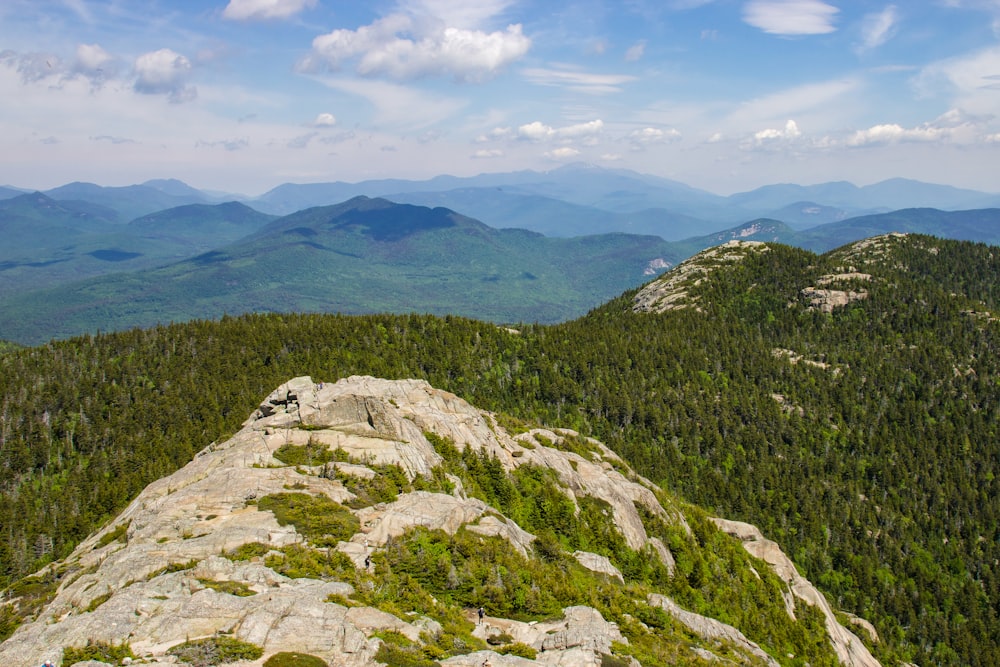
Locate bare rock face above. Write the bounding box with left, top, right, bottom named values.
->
left=711, top=518, right=881, bottom=667
left=632, top=240, right=770, bottom=313
left=0, top=376, right=881, bottom=667
left=647, top=594, right=779, bottom=667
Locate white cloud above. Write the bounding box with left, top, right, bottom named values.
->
left=522, top=67, right=636, bottom=94
left=314, top=76, right=467, bottom=131
left=516, top=119, right=604, bottom=142
left=75, top=44, right=113, bottom=74
left=304, top=10, right=530, bottom=82
left=476, top=126, right=514, bottom=142
left=847, top=123, right=943, bottom=146
left=625, top=40, right=647, bottom=62
left=134, top=48, right=195, bottom=103
left=727, top=78, right=859, bottom=131
left=915, top=45, right=1000, bottom=115
left=518, top=120, right=554, bottom=140
left=743, top=0, right=839, bottom=35
left=856, top=5, right=900, bottom=53
left=846, top=109, right=989, bottom=146
left=223, top=0, right=316, bottom=21
left=629, top=127, right=682, bottom=144
left=472, top=148, right=504, bottom=158
left=399, top=0, right=519, bottom=30
left=312, top=112, right=337, bottom=127
left=742, top=120, right=802, bottom=149
left=0, top=51, right=61, bottom=84
left=545, top=146, right=580, bottom=159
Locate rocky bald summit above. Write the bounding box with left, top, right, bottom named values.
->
left=0, top=376, right=880, bottom=667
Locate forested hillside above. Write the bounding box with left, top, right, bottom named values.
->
left=2, top=234, right=999, bottom=665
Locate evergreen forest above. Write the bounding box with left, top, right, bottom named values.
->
left=2, top=233, right=999, bottom=665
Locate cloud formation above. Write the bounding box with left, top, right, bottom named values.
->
left=516, top=119, right=604, bottom=142
left=847, top=110, right=986, bottom=146
left=742, top=119, right=802, bottom=149
left=856, top=5, right=899, bottom=53
left=545, top=146, right=580, bottom=159
left=223, top=0, right=316, bottom=21
left=625, top=40, right=647, bottom=62
left=629, top=127, right=682, bottom=148
left=743, top=0, right=839, bottom=35
left=312, top=112, right=337, bottom=127
left=522, top=67, right=635, bottom=94
left=303, top=9, right=530, bottom=82
left=134, top=48, right=196, bottom=103
left=75, top=43, right=113, bottom=75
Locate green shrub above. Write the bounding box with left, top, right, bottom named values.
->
left=62, top=640, right=135, bottom=664
left=263, top=651, right=329, bottom=667
left=225, top=542, right=272, bottom=561
left=96, top=521, right=130, bottom=548
left=257, top=493, right=360, bottom=547
left=85, top=590, right=113, bottom=612
left=168, top=635, right=263, bottom=666
left=486, top=631, right=513, bottom=645
left=196, top=578, right=255, bottom=597
left=374, top=641, right=441, bottom=667
left=339, top=464, right=410, bottom=509
left=600, top=652, right=632, bottom=667
left=499, top=642, right=537, bottom=659
left=265, top=543, right=359, bottom=582
left=273, top=439, right=339, bottom=467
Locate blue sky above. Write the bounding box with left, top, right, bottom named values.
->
left=1, top=0, right=999, bottom=195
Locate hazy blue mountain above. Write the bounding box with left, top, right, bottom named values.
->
left=128, top=201, right=277, bottom=252
left=728, top=178, right=1000, bottom=214
left=684, top=208, right=1000, bottom=255
left=758, top=201, right=855, bottom=229
left=250, top=163, right=731, bottom=220
left=141, top=178, right=216, bottom=200
left=0, top=197, right=683, bottom=344
left=384, top=187, right=716, bottom=240
left=0, top=185, right=28, bottom=200
left=43, top=181, right=211, bottom=222
left=792, top=207, right=1000, bottom=252
left=0, top=197, right=277, bottom=297
left=248, top=165, right=1000, bottom=237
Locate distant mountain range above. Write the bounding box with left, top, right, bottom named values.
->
left=3, top=163, right=999, bottom=235
left=2, top=165, right=1000, bottom=344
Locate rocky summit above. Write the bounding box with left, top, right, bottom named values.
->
left=0, top=376, right=880, bottom=667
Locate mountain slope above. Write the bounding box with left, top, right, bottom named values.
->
left=0, top=197, right=276, bottom=296
left=2, top=235, right=999, bottom=664
left=128, top=201, right=277, bottom=251
left=43, top=182, right=211, bottom=222
left=0, top=375, right=876, bottom=667
left=0, top=197, right=680, bottom=344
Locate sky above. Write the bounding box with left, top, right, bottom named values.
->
left=1, top=0, right=1000, bottom=196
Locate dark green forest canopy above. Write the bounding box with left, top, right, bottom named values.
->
left=2, top=234, right=1000, bottom=665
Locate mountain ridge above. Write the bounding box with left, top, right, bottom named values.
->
left=0, top=375, right=878, bottom=667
